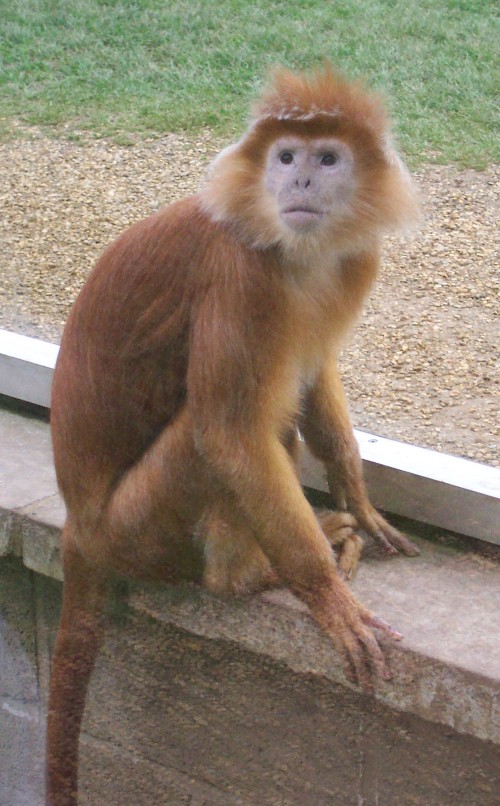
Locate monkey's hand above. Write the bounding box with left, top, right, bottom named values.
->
left=350, top=501, right=420, bottom=558
left=311, top=581, right=403, bottom=693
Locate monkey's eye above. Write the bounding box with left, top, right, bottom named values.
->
left=279, top=151, right=294, bottom=165
left=320, top=153, right=338, bottom=166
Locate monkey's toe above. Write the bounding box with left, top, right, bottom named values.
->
left=315, top=509, right=364, bottom=579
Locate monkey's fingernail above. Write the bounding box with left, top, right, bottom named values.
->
left=386, top=624, right=403, bottom=640
left=370, top=615, right=403, bottom=640
left=374, top=531, right=397, bottom=553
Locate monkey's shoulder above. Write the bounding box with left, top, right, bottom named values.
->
left=86, top=194, right=270, bottom=292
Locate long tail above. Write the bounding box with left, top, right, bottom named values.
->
left=46, top=525, right=110, bottom=806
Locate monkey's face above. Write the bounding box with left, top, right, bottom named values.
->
left=264, top=136, right=356, bottom=235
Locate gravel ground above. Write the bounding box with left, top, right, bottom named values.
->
left=0, top=131, right=498, bottom=466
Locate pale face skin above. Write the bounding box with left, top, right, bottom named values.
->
left=264, top=136, right=356, bottom=233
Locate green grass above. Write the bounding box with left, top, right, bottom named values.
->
left=0, top=0, right=498, bottom=166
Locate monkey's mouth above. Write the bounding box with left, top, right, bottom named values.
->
left=281, top=207, right=324, bottom=227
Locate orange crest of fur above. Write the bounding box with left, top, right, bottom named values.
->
left=251, top=62, right=389, bottom=138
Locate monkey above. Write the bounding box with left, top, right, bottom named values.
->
left=47, top=64, right=419, bottom=805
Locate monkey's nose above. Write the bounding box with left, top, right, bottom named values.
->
left=295, top=177, right=311, bottom=189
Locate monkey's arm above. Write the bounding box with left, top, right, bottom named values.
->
left=198, top=420, right=402, bottom=688
left=300, top=357, right=419, bottom=557
left=188, top=301, right=402, bottom=690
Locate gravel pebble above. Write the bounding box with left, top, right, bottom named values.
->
left=0, top=131, right=498, bottom=466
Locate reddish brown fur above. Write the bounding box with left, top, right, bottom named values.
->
left=252, top=63, right=389, bottom=131
left=47, top=64, right=419, bottom=805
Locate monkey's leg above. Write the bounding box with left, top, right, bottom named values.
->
left=75, top=408, right=206, bottom=583
left=301, top=360, right=419, bottom=558
left=284, top=427, right=363, bottom=578
left=203, top=426, right=358, bottom=590
left=281, top=426, right=363, bottom=578
left=201, top=505, right=280, bottom=595
left=203, top=506, right=360, bottom=591
left=315, top=509, right=363, bottom=579
left=81, top=408, right=274, bottom=594
left=46, top=526, right=110, bottom=806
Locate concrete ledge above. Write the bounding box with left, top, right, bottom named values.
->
left=0, top=405, right=64, bottom=579
left=0, top=404, right=499, bottom=744
left=131, top=541, right=500, bottom=744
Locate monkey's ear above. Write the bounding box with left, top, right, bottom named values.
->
left=203, top=142, right=240, bottom=183
left=201, top=138, right=281, bottom=249
left=380, top=145, right=421, bottom=234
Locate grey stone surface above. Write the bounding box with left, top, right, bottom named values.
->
left=0, top=555, right=38, bottom=703
left=0, top=704, right=45, bottom=806
left=0, top=406, right=60, bottom=561
left=78, top=735, right=251, bottom=806
left=17, top=511, right=63, bottom=581
left=1, top=558, right=499, bottom=806
left=17, top=492, right=66, bottom=531
left=0, top=510, right=15, bottom=557
left=0, top=560, right=45, bottom=806
left=0, top=407, right=57, bottom=510
left=131, top=535, right=500, bottom=743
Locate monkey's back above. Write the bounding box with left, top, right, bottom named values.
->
left=51, top=196, right=238, bottom=513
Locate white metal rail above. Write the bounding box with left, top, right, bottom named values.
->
left=1, top=328, right=498, bottom=544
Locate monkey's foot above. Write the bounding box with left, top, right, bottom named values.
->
left=315, top=509, right=363, bottom=580
left=203, top=532, right=280, bottom=596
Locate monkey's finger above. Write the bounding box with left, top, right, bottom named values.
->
left=339, top=531, right=363, bottom=576
left=357, top=628, right=393, bottom=682
left=384, top=529, right=420, bottom=557
left=338, top=632, right=374, bottom=694
left=330, top=620, right=372, bottom=691
left=362, top=612, right=404, bottom=642
left=373, top=529, right=399, bottom=555
left=372, top=515, right=420, bottom=557
left=331, top=634, right=358, bottom=686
